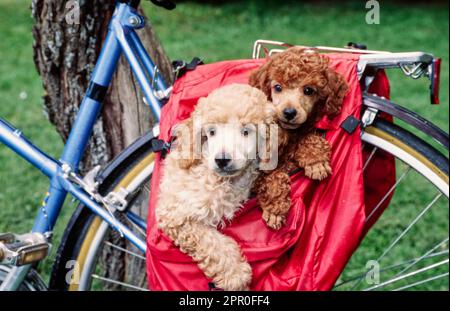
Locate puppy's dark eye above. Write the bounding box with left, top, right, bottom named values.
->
left=208, top=128, right=215, bottom=136
left=273, top=84, right=282, bottom=93
left=241, top=128, right=250, bottom=136
left=303, top=86, right=315, bottom=96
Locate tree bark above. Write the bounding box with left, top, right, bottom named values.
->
left=32, top=0, right=172, bottom=290
left=32, top=0, right=172, bottom=171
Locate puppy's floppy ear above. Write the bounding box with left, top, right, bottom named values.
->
left=172, top=99, right=206, bottom=169
left=249, top=59, right=273, bottom=99
left=323, top=68, right=349, bottom=117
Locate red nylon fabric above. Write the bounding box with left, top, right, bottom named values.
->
left=146, top=54, right=394, bottom=291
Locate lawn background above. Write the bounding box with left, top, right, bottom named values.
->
left=0, top=0, right=448, bottom=290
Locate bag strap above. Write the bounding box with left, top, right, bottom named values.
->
left=172, top=57, right=204, bottom=81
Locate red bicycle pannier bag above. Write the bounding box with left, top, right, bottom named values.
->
left=146, top=54, right=394, bottom=291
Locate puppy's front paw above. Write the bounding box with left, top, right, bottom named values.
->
left=262, top=210, right=286, bottom=230
left=304, top=162, right=332, bottom=180
left=216, top=261, right=252, bottom=291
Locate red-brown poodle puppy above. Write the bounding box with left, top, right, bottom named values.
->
left=250, top=47, right=349, bottom=229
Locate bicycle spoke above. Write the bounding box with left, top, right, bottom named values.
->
left=365, top=165, right=411, bottom=223
left=392, top=272, right=449, bottom=291
left=376, top=193, right=442, bottom=262
left=91, top=274, right=149, bottom=291
left=334, top=249, right=448, bottom=288
left=393, top=238, right=449, bottom=279
left=103, top=241, right=146, bottom=260
left=351, top=192, right=443, bottom=290
left=363, top=146, right=378, bottom=171
left=363, top=259, right=449, bottom=291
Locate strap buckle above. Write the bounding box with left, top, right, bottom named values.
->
left=172, top=57, right=204, bottom=80
left=151, top=138, right=171, bottom=158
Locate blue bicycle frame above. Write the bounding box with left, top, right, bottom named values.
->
left=0, top=1, right=165, bottom=284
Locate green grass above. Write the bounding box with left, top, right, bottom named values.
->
left=0, top=0, right=448, bottom=290
left=0, top=0, right=77, bottom=283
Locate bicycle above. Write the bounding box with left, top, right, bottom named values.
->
left=0, top=1, right=448, bottom=291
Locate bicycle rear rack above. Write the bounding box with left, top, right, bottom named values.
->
left=251, top=39, right=441, bottom=105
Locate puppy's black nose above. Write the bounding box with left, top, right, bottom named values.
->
left=283, top=108, right=297, bottom=121
left=215, top=153, right=231, bottom=169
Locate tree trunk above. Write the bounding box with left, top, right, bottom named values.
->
left=32, top=0, right=172, bottom=171
left=32, top=0, right=172, bottom=290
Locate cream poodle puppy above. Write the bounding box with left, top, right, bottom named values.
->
left=155, top=84, right=276, bottom=290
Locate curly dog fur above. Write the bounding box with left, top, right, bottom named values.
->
left=250, top=47, right=349, bottom=229
left=155, top=84, right=275, bottom=290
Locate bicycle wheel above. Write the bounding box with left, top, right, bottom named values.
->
left=335, top=118, right=449, bottom=291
